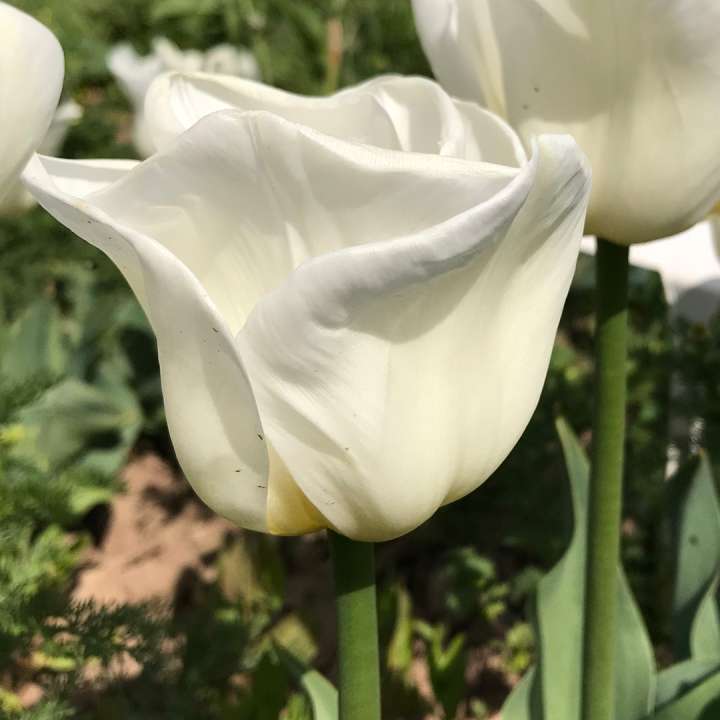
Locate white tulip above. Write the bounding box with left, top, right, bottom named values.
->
left=0, top=101, right=82, bottom=216
left=412, top=0, right=720, bottom=245
left=107, top=38, right=260, bottom=157
left=24, top=77, right=590, bottom=541
left=0, top=2, right=63, bottom=205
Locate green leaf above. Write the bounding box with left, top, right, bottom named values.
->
left=655, top=660, right=720, bottom=708
left=66, top=482, right=116, bottom=516
left=502, top=419, right=656, bottom=720
left=276, top=648, right=338, bottom=720
left=11, top=377, right=142, bottom=473
left=650, top=668, right=720, bottom=719
left=650, top=456, right=720, bottom=711
left=284, top=693, right=314, bottom=720
left=1, top=299, right=67, bottom=383
left=670, top=454, right=720, bottom=660
left=300, top=670, right=339, bottom=720
left=502, top=667, right=539, bottom=720
left=422, top=625, right=466, bottom=719
left=615, top=570, right=657, bottom=719
left=690, top=577, right=720, bottom=662
left=386, top=585, right=413, bottom=674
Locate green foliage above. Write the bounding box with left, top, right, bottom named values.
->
left=416, top=622, right=467, bottom=720
left=283, top=693, right=313, bottom=720
left=651, top=670, right=720, bottom=720
left=505, top=425, right=720, bottom=720
left=296, top=669, right=339, bottom=720
left=503, top=622, right=535, bottom=676
left=441, top=547, right=510, bottom=625
left=502, top=419, right=656, bottom=720
left=17, top=699, right=76, bottom=720
left=13, top=0, right=428, bottom=100
left=648, top=456, right=720, bottom=719
left=669, top=454, right=720, bottom=660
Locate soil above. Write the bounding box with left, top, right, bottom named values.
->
left=23, top=452, right=507, bottom=719
left=73, top=454, right=233, bottom=606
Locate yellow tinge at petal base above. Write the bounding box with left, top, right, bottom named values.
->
left=266, top=441, right=329, bottom=536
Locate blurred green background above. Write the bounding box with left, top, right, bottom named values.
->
left=2, top=1, right=719, bottom=718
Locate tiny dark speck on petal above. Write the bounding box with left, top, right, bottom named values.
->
left=212, top=327, right=219, bottom=333
left=533, top=86, right=539, bottom=93
left=522, top=103, right=529, bottom=110
left=257, top=484, right=266, bottom=489
left=257, top=433, right=264, bottom=440
left=235, top=469, right=241, bottom=473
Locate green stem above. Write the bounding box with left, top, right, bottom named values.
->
left=582, top=239, right=630, bottom=720
left=329, top=531, right=381, bottom=720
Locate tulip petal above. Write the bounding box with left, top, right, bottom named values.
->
left=411, top=0, right=497, bottom=109
left=34, top=111, right=519, bottom=336
left=0, top=3, right=64, bottom=202
left=24, top=111, right=587, bottom=540
left=107, top=43, right=164, bottom=109
left=23, top=153, right=270, bottom=532
left=145, top=72, right=526, bottom=166
left=239, top=133, right=590, bottom=541
left=413, top=0, right=720, bottom=243
left=23, top=157, right=139, bottom=199
left=3, top=153, right=123, bottom=219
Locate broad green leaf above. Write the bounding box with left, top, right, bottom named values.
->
left=615, top=570, right=657, bottom=718
left=1, top=298, right=67, bottom=383
left=300, top=670, right=339, bottom=720
left=670, top=454, right=720, bottom=660
left=277, top=648, right=338, bottom=720
left=502, top=667, right=538, bottom=720
left=650, top=668, right=720, bottom=719
left=690, top=577, right=720, bottom=662
left=502, top=419, right=656, bottom=720
left=653, top=455, right=720, bottom=711
left=655, top=660, right=720, bottom=708
left=12, top=377, right=142, bottom=473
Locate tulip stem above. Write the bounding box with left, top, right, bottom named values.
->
left=328, top=531, right=381, bottom=720
left=582, top=238, right=629, bottom=720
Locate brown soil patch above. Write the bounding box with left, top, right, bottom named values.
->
left=73, top=453, right=233, bottom=606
